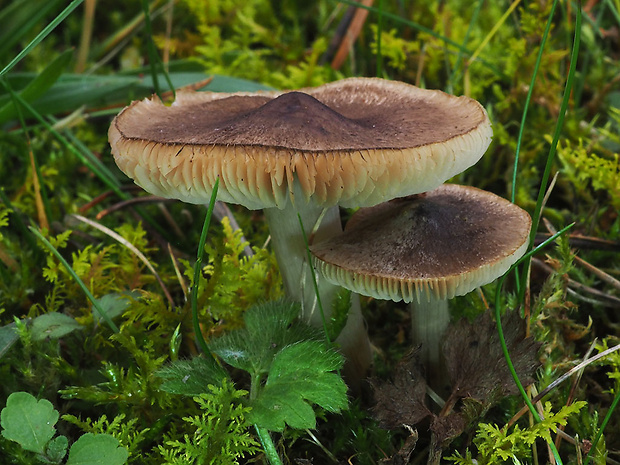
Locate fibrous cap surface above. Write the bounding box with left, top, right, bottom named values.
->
left=310, top=184, right=531, bottom=303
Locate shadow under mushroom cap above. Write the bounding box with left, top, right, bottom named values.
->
left=109, top=78, right=493, bottom=209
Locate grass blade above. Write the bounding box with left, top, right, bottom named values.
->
left=518, top=3, right=582, bottom=303
left=191, top=178, right=219, bottom=358
left=446, top=0, right=484, bottom=93
left=495, top=223, right=574, bottom=465
left=0, top=0, right=63, bottom=58
left=29, top=227, right=120, bottom=334
left=0, top=0, right=84, bottom=77
left=0, top=50, right=73, bottom=124
left=510, top=0, right=560, bottom=203
left=140, top=0, right=175, bottom=100
left=0, top=82, right=124, bottom=197
left=585, top=389, right=620, bottom=465
left=297, top=214, right=330, bottom=346
left=375, top=0, right=383, bottom=77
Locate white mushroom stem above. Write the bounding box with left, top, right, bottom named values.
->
left=410, top=297, right=450, bottom=392
left=263, top=195, right=371, bottom=381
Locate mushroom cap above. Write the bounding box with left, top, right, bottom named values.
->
left=109, top=78, right=492, bottom=210
left=310, top=184, right=531, bottom=303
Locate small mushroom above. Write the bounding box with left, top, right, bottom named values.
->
left=310, top=184, right=531, bottom=388
left=108, top=78, right=492, bottom=379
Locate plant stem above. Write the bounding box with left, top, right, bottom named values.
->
left=254, top=426, right=283, bottom=465
left=191, top=179, right=219, bottom=363
left=495, top=224, right=574, bottom=465
left=250, top=370, right=282, bottom=465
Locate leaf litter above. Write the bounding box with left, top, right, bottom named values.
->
left=371, top=310, right=541, bottom=460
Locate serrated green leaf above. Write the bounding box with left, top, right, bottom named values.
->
left=211, top=300, right=322, bottom=376
left=66, top=433, right=128, bottom=465
left=1, top=392, right=58, bottom=454
left=0, top=321, right=19, bottom=359
left=250, top=385, right=316, bottom=431
left=157, top=356, right=228, bottom=396
left=242, top=299, right=299, bottom=335
left=248, top=341, right=347, bottom=432
left=31, top=312, right=82, bottom=341
left=46, top=435, right=68, bottom=463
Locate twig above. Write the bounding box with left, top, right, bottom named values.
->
left=534, top=233, right=620, bottom=252
left=168, top=242, right=188, bottom=301
left=78, top=185, right=143, bottom=214
left=157, top=203, right=185, bottom=239
left=544, top=217, right=620, bottom=291
left=555, top=340, right=598, bottom=450
left=574, top=255, right=620, bottom=291
left=330, top=0, right=374, bottom=70
left=507, top=342, right=620, bottom=429
left=533, top=258, right=620, bottom=307
left=95, top=196, right=176, bottom=220
left=213, top=202, right=254, bottom=258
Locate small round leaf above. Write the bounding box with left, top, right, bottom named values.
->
left=66, top=433, right=128, bottom=465
left=1, top=392, right=59, bottom=454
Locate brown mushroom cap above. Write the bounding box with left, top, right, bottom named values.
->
left=310, top=184, right=531, bottom=303
left=109, top=78, right=492, bottom=209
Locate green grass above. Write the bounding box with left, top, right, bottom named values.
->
left=1, top=1, right=619, bottom=464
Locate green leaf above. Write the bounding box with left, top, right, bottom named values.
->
left=66, top=433, right=128, bottom=465
left=31, top=312, right=82, bottom=341
left=248, top=341, right=347, bottom=432
left=92, top=292, right=138, bottom=323
left=0, top=392, right=59, bottom=454
left=1, top=71, right=272, bottom=119
left=211, top=300, right=321, bottom=376
left=0, top=321, right=19, bottom=360
left=46, top=435, right=68, bottom=463
left=137, top=72, right=274, bottom=92
left=157, top=356, right=229, bottom=396
left=0, top=49, right=73, bottom=123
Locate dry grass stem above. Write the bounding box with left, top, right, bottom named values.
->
left=71, top=213, right=175, bottom=307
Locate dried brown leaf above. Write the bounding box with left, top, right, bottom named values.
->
left=443, top=310, right=540, bottom=405
left=430, top=413, right=467, bottom=446
left=371, top=347, right=431, bottom=429
left=379, top=428, right=418, bottom=465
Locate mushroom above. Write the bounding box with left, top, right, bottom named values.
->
left=108, top=78, right=492, bottom=379
left=310, top=184, right=531, bottom=389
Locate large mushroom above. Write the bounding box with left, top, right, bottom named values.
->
left=108, top=78, right=492, bottom=379
left=310, top=184, right=531, bottom=389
